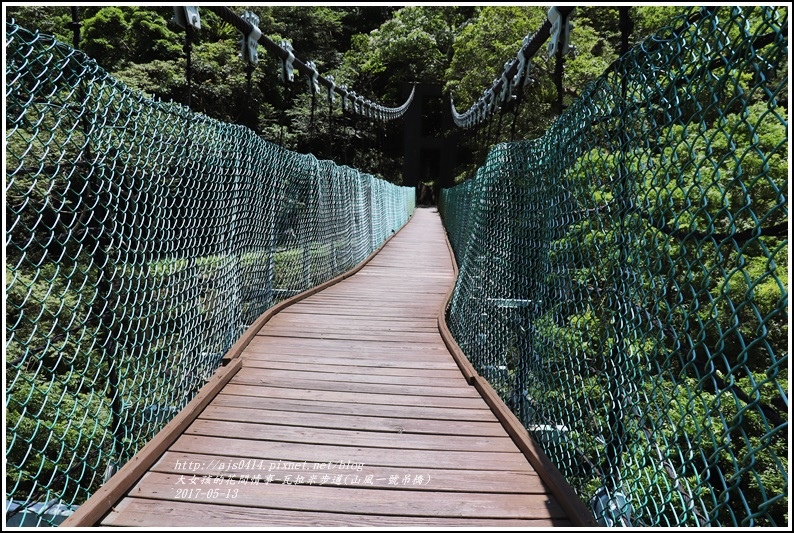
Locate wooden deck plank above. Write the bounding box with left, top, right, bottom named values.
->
left=265, top=317, right=440, bottom=330
left=169, top=435, right=535, bottom=471
left=151, top=452, right=548, bottom=493
left=245, top=336, right=452, bottom=355
left=200, top=404, right=506, bottom=435
left=305, top=290, right=450, bottom=298
left=229, top=374, right=484, bottom=399
left=265, top=318, right=442, bottom=326
left=185, top=419, right=518, bottom=453
left=219, top=384, right=491, bottom=409
left=238, top=353, right=463, bottom=370
left=261, top=323, right=443, bottom=334
left=298, top=298, right=450, bottom=306
left=241, top=352, right=455, bottom=365
left=124, top=472, right=567, bottom=519
left=232, top=366, right=472, bottom=387
left=240, top=359, right=465, bottom=377
left=241, top=349, right=456, bottom=364
left=104, top=499, right=572, bottom=527
left=277, top=309, right=443, bottom=319
left=264, top=306, right=440, bottom=318
left=85, top=209, right=589, bottom=527
left=212, top=394, right=500, bottom=422
left=257, top=330, right=446, bottom=343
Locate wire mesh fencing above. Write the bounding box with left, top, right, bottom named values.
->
left=440, top=6, right=788, bottom=527
left=5, top=21, right=414, bottom=526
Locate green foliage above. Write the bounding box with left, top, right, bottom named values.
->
left=366, top=8, right=460, bottom=85
left=445, top=7, right=547, bottom=108
left=81, top=7, right=132, bottom=71
left=443, top=6, right=667, bottom=176
left=6, top=373, right=112, bottom=506
left=631, top=6, right=685, bottom=41
left=3, top=5, right=702, bottom=183
left=5, top=5, right=72, bottom=44
left=126, top=7, right=182, bottom=63
left=269, top=6, right=345, bottom=70
left=113, top=59, right=182, bottom=101
left=566, top=24, right=618, bottom=95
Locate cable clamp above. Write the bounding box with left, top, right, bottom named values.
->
left=484, top=87, right=495, bottom=115
left=348, top=91, right=358, bottom=113
left=279, top=40, right=295, bottom=82
left=548, top=7, right=573, bottom=55
left=306, top=60, right=320, bottom=94
left=326, top=75, right=336, bottom=104
left=240, top=11, right=260, bottom=65
left=514, top=36, right=531, bottom=89
left=173, top=6, right=201, bottom=30
left=500, top=61, right=512, bottom=104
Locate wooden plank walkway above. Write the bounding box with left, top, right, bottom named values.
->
left=66, top=208, right=593, bottom=527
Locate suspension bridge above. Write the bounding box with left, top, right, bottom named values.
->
left=5, top=5, right=789, bottom=528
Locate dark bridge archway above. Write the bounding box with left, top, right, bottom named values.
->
left=402, top=83, right=459, bottom=197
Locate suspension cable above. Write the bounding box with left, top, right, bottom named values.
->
left=207, top=6, right=415, bottom=121
left=450, top=7, right=575, bottom=129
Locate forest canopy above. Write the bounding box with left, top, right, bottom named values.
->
left=6, top=5, right=683, bottom=181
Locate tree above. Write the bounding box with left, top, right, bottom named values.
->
left=338, top=6, right=468, bottom=101
left=445, top=6, right=547, bottom=109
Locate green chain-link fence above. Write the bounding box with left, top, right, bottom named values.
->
left=440, top=6, right=788, bottom=527
left=5, top=22, right=414, bottom=526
